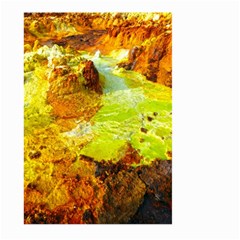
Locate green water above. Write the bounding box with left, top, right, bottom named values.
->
left=79, top=52, right=172, bottom=165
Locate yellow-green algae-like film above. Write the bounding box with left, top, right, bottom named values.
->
left=24, top=12, right=172, bottom=224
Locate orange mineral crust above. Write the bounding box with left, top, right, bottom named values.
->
left=24, top=12, right=172, bottom=87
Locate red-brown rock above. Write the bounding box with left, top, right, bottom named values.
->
left=82, top=60, right=102, bottom=93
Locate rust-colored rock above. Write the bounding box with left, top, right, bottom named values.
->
left=120, top=33, right=172, bottom=86
left=158, top=42, right=172, bottom=87
left=46, top=59, right=102, bottom=120
left=24, top=175, right=106, bottom=224
left=24, top=13, right=172, bottom=87
left=82, top=60, right=102, bottom=93
left=121, top=144, right=142, bottom=165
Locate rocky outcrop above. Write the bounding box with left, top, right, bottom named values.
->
left=158, top=43, right=172, bottom=87
left=95, top=13, right=172, bottom=87
left=129, top=193, right=172, bottom=224
left=138, top=160, right=172, bottom=205
left=97, top=171, right=146, bottom=224
left=115, top=23, right=172, bottom=87
left=24, top=13, right=172, bottom=87
left=41, top=48, right=103, bottom=120
left=82, top=60, right=102, bottom=93
left=129, top=160, right=172, bottom=224
left=133, top=35, right=172, bottom=87
left=24, top=158, right=172, bottom=224
left=24, top=175, right=106, bottom=224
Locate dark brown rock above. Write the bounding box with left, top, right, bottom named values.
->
left=97, top=171, right=146, bottom=223
left=117, top=62, right=133, bottom=70
left=138, top=160, right=172, bottom=204
left=28, top=151, right=41, bottom=159
left=140, top=127, right=148, bottom=133
left=129, top=193, right=172, bottom=224
left=82, top=60, right=102, bottom=93
left=128, top=46, right=143, bottom=62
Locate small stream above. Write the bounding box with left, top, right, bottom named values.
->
left=81, top=53, right=129, bottom=93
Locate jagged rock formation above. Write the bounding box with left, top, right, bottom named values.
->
left=24, top=12, right=172, bottom=87
left=24, top=45, right=103, bottom=120
left=82, top=60, right=102, bottom=93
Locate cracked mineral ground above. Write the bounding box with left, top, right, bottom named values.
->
left=24, top=12, right=172, bottom=224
